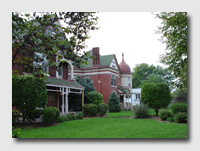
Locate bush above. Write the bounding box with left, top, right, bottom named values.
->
left=159, top=110, right=173, bottom=121
left=83, top=104, right=90, bottom=116
left=170, top=103, right=187, bottom=114
left=42, top=107, right=56, bottom=124
left=166, top=117, right=174, bottom=122
left=133, top=104, right=150, bottom=118
left=76, top=112, right=83, bottom=119
left=87, top=91, right=103, bottom=106
left=12, top=75, right=48, bottom=123
left=56, top=116, right=65, bottom=123
left=66, top=113, right=76, bottom=120
left=108, top=92, right=121, bottom=112
left=12, top=127, right=21, bottom=138
left=26, top=109, right=42, bottom=122
left=174, top=112, right=187, bottom=123
left=12, top=110, right=21, bottom=123
left=88, top=104, right=98, bottom=116
left=49, top=106, right=60, bottom=120
left=98, top=103, right=108, bottom=116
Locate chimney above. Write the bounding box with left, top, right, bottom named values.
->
left=92, top=47, right=100, bottom=67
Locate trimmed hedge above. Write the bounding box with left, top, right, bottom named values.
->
left=42, top=107, right=58, bottom=124
left=98, top=103, right=108, bottom=116
left=87, top=91, right=103, bottom=106
left=76, top=112, right=83, bottom=119
left=170, top=103, right=187, bottom=114
left=88, top=104, right=98, bottom=116
left=159, top=110, right=173, bottom=121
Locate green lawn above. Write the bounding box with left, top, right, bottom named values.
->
left=20, top=110, right=187, bottom=138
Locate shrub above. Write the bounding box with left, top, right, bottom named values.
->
left=141, top=83, right=171, bottom=115
left=174, top=112, right=187, bottom=123
left=49, top=106, right=60, bottom=120
left=87, top=91, right=103, bottom=106
left=83, top=104, right=90, bottom=116
left=108, top=92, right=121, bottom=112
left=12, top=127, right=21, bottom=138
left=133, top=104, right=150, bottom=118
left=12, top=110, right=21, bottom=123
left=42, top=107, right=56, bottom=124
left=66, top=113, right=76, bottom=120
left=170, top=103, right=187, bottom=114
left=26, top=109, right=42, bottom=122
left=76, top=112, right=83, bottom=119
left=57, top=116, right=65, bottom=123
left=159, top=110, right=173, bottom=121
left=98, top=103, right=108, bottom=116
left=166, top=117, right=174, bottom=122
left=88, top=104, right=98, bottom=116
left=12, top=75, right=48, bottom=123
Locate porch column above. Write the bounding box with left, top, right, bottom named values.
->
left=124, top=95, right=126, bottom=107
left=62, top=87, right=64, bottom=114
left=65, top=87, right=68, bottom=113
left=82, top=90, right=84, bottom=112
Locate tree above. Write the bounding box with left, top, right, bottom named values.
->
left=12, top=12, right=99, bottom=76
left=140, top=73, right=165, bottom=87
left=173, top=88, right=187, bottom=103
left=141, top=83, right=171, bottom=116
left=154, top=12, right=187, bottom=89
left=69, top=75, right=95, bottom=111
left=108, top=92, right=121, bottom=112
left=12, top=75, right=48, bottom=123
left=132, top=63, right=174, bottom=90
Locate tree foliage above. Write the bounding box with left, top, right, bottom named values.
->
left=154, top=12, right=187, bottom=89
left=132, top=63, right=174, bottom=90
left=12, top=12, right=99, bottom=76
left=108, top=92, right=121, bottom=112
left=141, top=83, right=171, bottom=116
left=12, top=75, right=48, bottom=123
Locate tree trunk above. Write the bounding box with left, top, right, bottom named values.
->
left=155, top=109, right=159, bottom=116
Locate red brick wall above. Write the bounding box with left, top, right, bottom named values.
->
left=89, top=73, right=119, bottom=104
left=49, top=67, right=56, bottom=77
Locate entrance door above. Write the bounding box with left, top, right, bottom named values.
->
left=46, top=92, right=57, bottom=107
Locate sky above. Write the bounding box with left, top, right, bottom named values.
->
left=82, top=12, right=167, bottom=71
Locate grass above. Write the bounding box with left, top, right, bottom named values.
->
left=20, top=109, right=187, bottom=138
left=105, top=108, right=172, bottom=118
left=20, top=118, right=187, bottom=138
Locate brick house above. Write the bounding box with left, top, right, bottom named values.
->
left=12, top=25, right=85, bottom=114
left=74, top=47, right=133, bottom=108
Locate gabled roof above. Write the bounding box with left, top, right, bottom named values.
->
left=80, top=50, right=115, bottom=68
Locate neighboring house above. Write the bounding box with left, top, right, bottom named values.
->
left=132, top=88, right=141, bottom=106
left=74, top=47, right=133, bottom=108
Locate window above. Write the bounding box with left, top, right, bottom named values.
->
left=33, top=53, right=48, bottom=73
left=111, top=75, right=113, bottom=86
left=136, top=94, right=140, bottom=100
left=114, top=76, right=116, bottom=86
left=128, top=77, right=131, bottom=87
